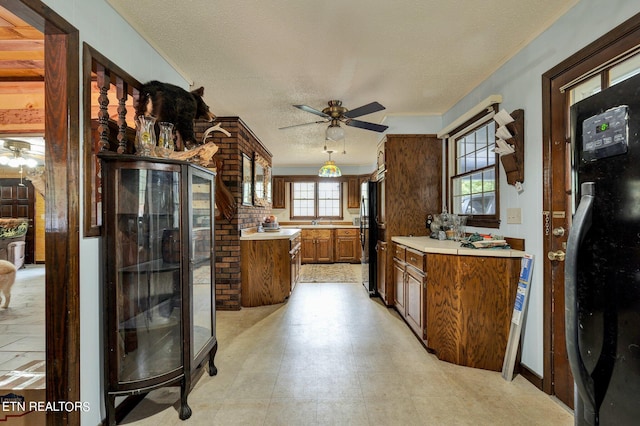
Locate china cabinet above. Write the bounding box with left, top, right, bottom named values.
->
left=100, top=154, right=217, bottom=425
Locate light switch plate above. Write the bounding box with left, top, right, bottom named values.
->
left=506, top=208, right=522, bottom=224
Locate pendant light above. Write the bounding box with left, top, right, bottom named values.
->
left=318, top=150, right=341, bottom=177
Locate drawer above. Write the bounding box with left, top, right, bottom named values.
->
left=406, top=248, right=425, bottom=272
left=336, top=228, right=357, bottom=237
left=393, top=243, right=406, bottom=261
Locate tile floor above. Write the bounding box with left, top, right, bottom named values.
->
left=122, top=264, right=574, bottom=425
left=0, top=264, right=46, bottom=376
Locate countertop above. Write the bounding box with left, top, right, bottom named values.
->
left=392, top=236, right=526, bottom=258
left=240, top=227, right=301, bottom=241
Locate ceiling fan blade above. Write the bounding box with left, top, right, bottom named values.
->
left=345, top=119, right=388, bottom=133
left=294, top=104, right=331, bottom=119
left=343, top=102, right=385, bottom=119
left=278, top=120, right=327, bottom=130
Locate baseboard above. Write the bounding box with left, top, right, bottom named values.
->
left=519, top=363, right=544, bottom=390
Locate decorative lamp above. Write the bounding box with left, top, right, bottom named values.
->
left=318, top=150, right=342, bottom=177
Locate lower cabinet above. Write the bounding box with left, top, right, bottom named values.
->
left=393, top=244, right=426, bottom=340
left=426, top=253, right=520, bottom=371
left=241, top=234, right=301, bottom=307
left=290, top=234, right=301, bottom=291
left=376, top=241, right=387, bottom=301
left=334, top=228, right=360, bottom=263
left=301, top=229, right=333, bottom=263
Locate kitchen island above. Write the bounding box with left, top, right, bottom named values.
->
left=391, top=236, right=525, bottom=371
left=240, top=228, right=301, bottom=307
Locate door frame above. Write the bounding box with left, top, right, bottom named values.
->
left=2, top=0, right=81, bottom=424
left=542, top=11, right=640, bottom=403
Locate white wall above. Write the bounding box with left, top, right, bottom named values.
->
left=438, top=0, right=640, bottom=376
left=39, top=1, right=189, bottom=424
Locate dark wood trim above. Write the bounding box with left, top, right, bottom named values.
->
left=44, top=20, right=81, bottom=426
left=541, top=11, right=640, bottom=399
left=520, top=363, right=544, bottom=391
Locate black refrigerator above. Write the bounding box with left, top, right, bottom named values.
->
left=360, top=180, right=377, bottom=296
left=566, top=72, right=640, bottom=426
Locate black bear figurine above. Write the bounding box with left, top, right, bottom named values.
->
left=136, top=81, right=215, bottom=150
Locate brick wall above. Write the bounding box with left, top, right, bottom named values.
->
left=196, top=117, right=272, bottom=310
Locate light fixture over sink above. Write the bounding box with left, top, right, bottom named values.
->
left=318, top=150, right=341, bottom=177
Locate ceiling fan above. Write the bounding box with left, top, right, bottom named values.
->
left=279, top=100, right=389, bottom=140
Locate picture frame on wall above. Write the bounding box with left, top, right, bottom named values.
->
left=242, top=153, right=253, bottom=206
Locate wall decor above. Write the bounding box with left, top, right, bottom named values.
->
left=242, top=153, right=253, bottom=206
left=253, top=152, right=271, bottom=206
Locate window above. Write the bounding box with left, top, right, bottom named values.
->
left=448, top=112, right=499, bottom=228
left=291, top=180, right=342, bottom=219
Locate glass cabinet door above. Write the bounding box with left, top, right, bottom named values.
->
left=190, top=170, right=215, bottom=361
left=115, top=167, right=182, bottom=382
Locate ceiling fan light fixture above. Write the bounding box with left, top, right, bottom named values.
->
left=318, top=150, right=342, bottom=177
left=326, top=122, right=344, bottom=141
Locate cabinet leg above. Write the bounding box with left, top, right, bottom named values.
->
left=178, top=380, right=192, bottom=420
left=208, top=341, right=218, bottom=376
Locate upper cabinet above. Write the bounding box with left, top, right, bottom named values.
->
left=272, top=176, right=286, bottom=209
left=347, top=176, right=361, bottom=209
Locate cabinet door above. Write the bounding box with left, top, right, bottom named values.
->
left=405, top=266, right=425, bottom=338
left=335, top=229, right=358, bottom=262
left=376, top=241, right=387, bottom=301
left=272, top=176, right=286, bottom=209
left=189, top=168, right=215, bottom=364
left=376, top=176, right=386, bottom=227
left=393, top=259, right=405, bottom=316
left=315, top=235, right=333, bottom=262
left=300, top=235, right=316, bottom=263
left=347, top=177, right=360, bottom=209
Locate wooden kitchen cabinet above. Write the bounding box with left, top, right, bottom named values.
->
left=301, top=228, right=333, bottom=263
left=393, top=243, right=426, bottom=340
left=272, top=176, right=286, bottom=209
left=426, top=253, right=520, bottom=371
left=375, top=135, right=442, bottom=306
left=347, top=176, right=361, bottom=209
left=393, top=258, right=406, bottom=317
left=376, top=240, right=387, bottom=300
left=241, top=231, right=300, bottom=307
left=334, top=228, right=359, bottom=263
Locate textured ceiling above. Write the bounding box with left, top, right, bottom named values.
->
left=107, top=0, right=578, bottom=169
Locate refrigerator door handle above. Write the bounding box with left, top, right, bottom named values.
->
left=565, top=181, right=596, bottom=424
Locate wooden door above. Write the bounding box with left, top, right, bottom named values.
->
left=376, top=241, right=387, bottom=300
left=393, top=259, right=405, bottom=316
left=542, top=14, right=640, bottom=406
left=300, top=231, right=315, bottom=263
left=315, top=232, right=333, bottom=263
left=405, top=267, right=424, bottom=337
left=0, top=179, right=35, bottom=264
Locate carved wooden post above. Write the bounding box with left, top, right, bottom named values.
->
left=116, top=77, right=128, bottom=154
left=96, top=64, right=110, bottom=152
